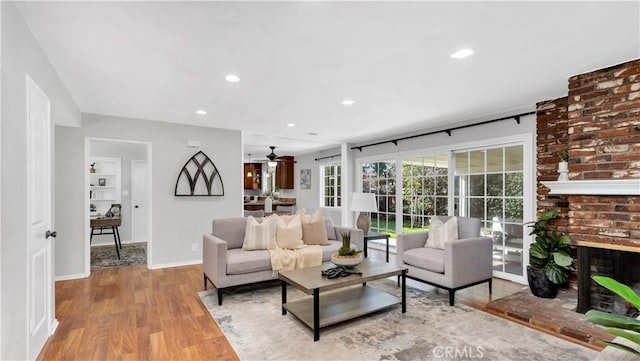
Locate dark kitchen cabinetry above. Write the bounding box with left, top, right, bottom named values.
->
left=275, top=156, right=294, bottom=189
left=244, top=163, right=262, bottom=190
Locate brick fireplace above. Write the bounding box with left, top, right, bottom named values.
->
left=537, top=58, right=640, bottom=315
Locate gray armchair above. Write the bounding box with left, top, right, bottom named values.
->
left=396, top=216, right=492, bottom=306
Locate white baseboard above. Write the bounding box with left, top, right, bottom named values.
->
left=49, top=319, right=59, bottom=336
left=149, top=259, right=201, bottom=270
left=55, top=272, right=88, bottom=281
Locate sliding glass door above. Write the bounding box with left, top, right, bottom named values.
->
left=401, top=155, right=449, bottom=233
left=453, top=145, right=525, bottom=279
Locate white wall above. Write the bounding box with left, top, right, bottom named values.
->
left=90, top=140, right=148, bottom=245
left=55, top=113, right=242, bottom=278
left=1, top=2, right=80, bottom=359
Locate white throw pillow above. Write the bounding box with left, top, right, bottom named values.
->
left=276, top=214, right=304, bottom=249
left=242, top=215, right=277, bottom=250
left=425, top=216, right=458, bottom=249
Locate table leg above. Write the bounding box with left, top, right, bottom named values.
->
left=115, top=226, right=122, bottom=249
left=313, top=288, right=320, bottom=341
left=363, top=238, right=368, bottom=258
left=112, top=227, right=121, bottom=259
left=90, top=227, right=95, bottom=243
left=401, top=269, right=407, bottom=313
left=386, top=237, right=390, bottom=262
left=281, top=281, right=287, bottom=315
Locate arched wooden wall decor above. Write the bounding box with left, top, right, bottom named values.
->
left=174, top=151, right=225, bottom=196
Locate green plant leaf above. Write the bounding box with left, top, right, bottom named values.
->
left=530, top=243, right=549, bottom=260
left=586, top=310, right=640, bottom=332
left=597, top=341, right=640, bottom=357
left=545, top=262, right=569, bottom=285
left=603, top=327, right=640, bottom=346
left=558, top=234, right=571, bottom=246
left=593, top=276, right=640, bottom=310
left=552, top=252, right=573, bottom=267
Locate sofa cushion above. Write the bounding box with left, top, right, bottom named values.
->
left=426, top=216, right=458, bottom=249
left=212, top=217, right=247, bottom=250
left=324, top=217, right=337, bottom=240
left=276, top=214, right=304, bottom=249
left=299, top=210, right=330, bottom=245
left=320, top=240, right=342, bottom=261
left=242, top=215, right=277, bottom=250
left=226, top=248, right=272, bottom=275
left=403, top=247, right=445, bottom=273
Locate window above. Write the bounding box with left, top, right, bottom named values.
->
left=401, top=154, right=449, bottom=233
left=454, top=145, right=525, bottom=277
left=321, top=164, right=341, bottom=208
left=362, top=161, right=396, bottom=237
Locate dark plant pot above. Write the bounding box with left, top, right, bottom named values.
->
left=527, top=266, right=558, bottom=298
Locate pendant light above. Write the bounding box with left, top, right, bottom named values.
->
left=246, top=154, right=253, bottom=177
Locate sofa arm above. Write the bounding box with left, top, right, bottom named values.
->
left=396, top=232, right=428, bottom=265
left=334, top=226, right=364, bottom=251
left=203, top=233, right=228, bottom=286
left=444, top=236, right=493, bottom=285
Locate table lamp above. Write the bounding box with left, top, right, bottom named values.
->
left=350, top=192, right=378, bottom=235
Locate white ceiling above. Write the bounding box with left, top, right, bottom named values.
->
left=15, top=1, right=640, bottom=160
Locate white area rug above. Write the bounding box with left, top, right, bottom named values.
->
left=199, top=279, right=598, bottom=361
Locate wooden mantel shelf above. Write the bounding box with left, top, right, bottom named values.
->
left=574, top=240, right=640, bottom=253
left=542, top=179, right=640, bottom=195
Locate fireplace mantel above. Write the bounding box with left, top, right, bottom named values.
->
left=542, top=179, right=640, bottom=195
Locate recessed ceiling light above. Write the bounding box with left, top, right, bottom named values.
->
left=225, top=74, right=240, bottom=83
left=308, top=132, right=319, bottom=136
left=341, top=99, right=355, bottom=106
left=450, top=48, right=475, bottom=59
left=286, top=123, right=296, bottom=127
left=195, top=109, right=207, bottom=115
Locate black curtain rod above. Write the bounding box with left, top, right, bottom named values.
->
left=314, top=154, right=341, bottom=161
left=350, top=111, right=536, bottom=151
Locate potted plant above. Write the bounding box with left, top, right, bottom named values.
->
left=526, top=211, right=575, bottom=298
left=586, top=276, right=640, bottom=356
left=558, top=148, right=569, bottom=181
left=331, top=232, right=363, bottom=268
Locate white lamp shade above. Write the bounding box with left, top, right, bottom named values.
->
left=350, top=192, right=378, bottom=212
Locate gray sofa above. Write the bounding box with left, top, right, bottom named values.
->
left=396, top=216, right=493, bottom=306
left=203, top=216, right=363, bottom=305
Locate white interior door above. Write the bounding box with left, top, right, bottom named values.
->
left=131, top=160, right=150, bottom=242
left=26, top=75, right=54, bottom=359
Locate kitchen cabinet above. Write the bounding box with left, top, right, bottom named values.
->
left=275, top=156, right=294, bottom=189
left=244, top=163, right=262, bottom=190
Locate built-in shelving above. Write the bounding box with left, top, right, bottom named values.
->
left=89, top=156, right=121, bottom=215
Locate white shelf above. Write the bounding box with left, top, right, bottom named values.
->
left=542, top=179, right=640, bottom=195
left=89, top=156, right=121, bottom=215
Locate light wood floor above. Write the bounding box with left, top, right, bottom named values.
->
left=39, top=248, right=523, bottom=360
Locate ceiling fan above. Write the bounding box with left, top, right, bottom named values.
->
left=265, top=146, right=296, bottom=163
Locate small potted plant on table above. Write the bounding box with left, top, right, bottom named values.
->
left=526, top=211, right=575, bottom=298
left=331, top=232, right=363, bottom=268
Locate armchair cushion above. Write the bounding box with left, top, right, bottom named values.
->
left=403, top=247, right=445, bottom=273
left=426, top=216, right=458, bottom=249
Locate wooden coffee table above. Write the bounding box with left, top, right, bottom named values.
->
left=278, top=259, right=407, bottom=341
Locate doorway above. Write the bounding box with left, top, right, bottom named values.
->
left=85, top=138, right=152, bottom=273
